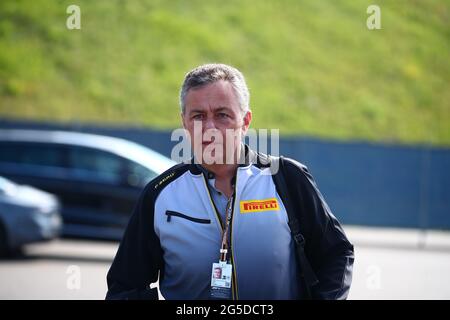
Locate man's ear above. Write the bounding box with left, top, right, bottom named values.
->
left=242, top=110, right=252, bottom=135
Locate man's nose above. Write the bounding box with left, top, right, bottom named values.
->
left=203, top=117, right=217, bottom=131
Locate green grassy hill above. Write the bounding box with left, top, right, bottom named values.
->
left=0, top=0, right=448, bottom=145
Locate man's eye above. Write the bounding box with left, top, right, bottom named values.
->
left=192, top=114, right=204, bottom=120
left=218, top=113, right=229, bottom=118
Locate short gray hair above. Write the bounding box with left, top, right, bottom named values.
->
left=180, top=63, right=250, bottom=114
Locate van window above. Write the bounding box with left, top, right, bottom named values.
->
left=0, top=142, right=65, bottom=167
left=127, top=161, right=158, bottom=187
left=68, top=147, right=122, bottom=183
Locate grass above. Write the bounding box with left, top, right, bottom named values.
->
left=0, top=0, right=449, bottom=146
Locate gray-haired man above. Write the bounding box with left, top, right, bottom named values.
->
left=106, top=63, right=354, bottom=300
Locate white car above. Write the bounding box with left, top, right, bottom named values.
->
left=0, top=176, right=62, bottom=255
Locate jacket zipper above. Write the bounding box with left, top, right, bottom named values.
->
left=165, top=210, right=211, bottom=224
left=201, top=174, right=239, bottom=300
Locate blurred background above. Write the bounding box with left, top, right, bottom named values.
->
left=0, top=0, right=449, bottom=299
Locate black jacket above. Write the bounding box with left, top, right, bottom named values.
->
left=106, top=147, right=354, bottom=300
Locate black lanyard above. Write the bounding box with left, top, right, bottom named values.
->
left=198, top=165, right=237, bottom=262
left=220, top=194, right=234, bottom=262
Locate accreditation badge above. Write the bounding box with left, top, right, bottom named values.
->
left=210, top=261, right=232, bottom=299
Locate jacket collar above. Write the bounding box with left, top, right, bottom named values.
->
left=189, top=143, right=261, bottom=176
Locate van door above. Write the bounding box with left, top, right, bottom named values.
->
left=66, top=146, right=133, bottom=239
left=0, top=141, right=70, bottom=198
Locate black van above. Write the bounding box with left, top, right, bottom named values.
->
left=0, top=129, right=175, bottom=240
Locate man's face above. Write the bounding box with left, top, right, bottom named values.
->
left=182, top=80, right=252, bottom=165
left=214, top=268, right=222, bottom=279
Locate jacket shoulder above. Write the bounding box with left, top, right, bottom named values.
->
left=142, top=162, right=191, bottom=200
left=280, top=157, right=317, bottom=187
left=282, top=157, right=308, bottom=173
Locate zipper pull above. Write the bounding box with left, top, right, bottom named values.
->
left=166, top=212, right=172, bottom=222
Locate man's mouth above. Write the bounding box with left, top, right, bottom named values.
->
left=202, top=138, right=216, bottom=146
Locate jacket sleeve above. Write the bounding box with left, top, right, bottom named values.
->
left=284, top=158, right=355, bottom=300
left=105, top=182, right=163, bottom=300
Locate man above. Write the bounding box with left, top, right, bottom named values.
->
left=106, top=63, right=354, bottom=300
left=213, top=267, right=222, bottom=280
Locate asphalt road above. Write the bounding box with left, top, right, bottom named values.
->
left=1, top=227, right=449, bottom=300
